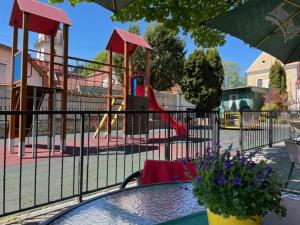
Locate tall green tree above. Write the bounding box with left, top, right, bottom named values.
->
left=180, top=49, right=224, bottom=111
left=145, top=24, right=185, bottom=91
left=93, top=50, right=108, bottom=64
left=49, top=0, right=243, bottom=47
left=269, top=61, right=287, bottom=94
left=222, top=61, right=245, bottom=88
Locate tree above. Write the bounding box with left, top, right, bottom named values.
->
left=145, top=24, right=186, bottom=91
left=269, top=61, right=287, bottom=94
left=222, top=61, right=245, bottom=88
left=180, top=49, right=224, bottom=111
left=93, top=50, right=108, bottom=64
left=262, top=87, right=289, bottom=111
left=82, top=50, right=108, bottom=76
left=49, top=0, right=243, bottom=47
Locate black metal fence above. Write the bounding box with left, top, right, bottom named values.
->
left=0, top=110, right=219, bottom=217
left=239, top=111, right=293, bottom=150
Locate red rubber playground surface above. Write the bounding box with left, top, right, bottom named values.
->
left=0, top=133, right=195, bottom=167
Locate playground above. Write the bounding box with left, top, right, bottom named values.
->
left=5, top=0, right=189, bottom=160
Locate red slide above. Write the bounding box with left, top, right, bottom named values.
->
left=136, top=85, right=187, bottom=136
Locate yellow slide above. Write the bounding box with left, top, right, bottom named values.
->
left=93, top=99, right=124, bottom=138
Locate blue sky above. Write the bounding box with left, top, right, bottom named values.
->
left=0, top=0, right=261, bottom=75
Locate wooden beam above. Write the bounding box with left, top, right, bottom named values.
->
left=145, top=49, right=151, bottom=97
left=123, top=42, right=129, bottom=110
left=61, top=24, right=69, bottom=152
left=129, top=55, right=134, bottom=93
left=107, top=49, right=113, bottom=135
left=8, top=22, right=18, bottom=153
left=19, top=12, right=29, bottom=156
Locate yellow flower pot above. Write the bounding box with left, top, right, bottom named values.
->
left=207, top=209, right=262, bottom=225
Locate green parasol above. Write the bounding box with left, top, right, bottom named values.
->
left=91, top=0, right=135, bottom=12
left=207, top=0, right=300, bottom=64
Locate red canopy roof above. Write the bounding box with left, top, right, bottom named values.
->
left=9, top=0, right=71, bottom=35
left=106, top=28, right=152, bottom=55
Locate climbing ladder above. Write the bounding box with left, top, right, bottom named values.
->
left=93, top=99, right=124, bottom=138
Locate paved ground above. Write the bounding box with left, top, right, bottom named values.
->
left=0, top=128, right=295, bottom=224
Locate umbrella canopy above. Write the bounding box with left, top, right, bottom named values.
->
left=206, top=0, right=300, bottom=64
left=91, top=0, right=135, bottom=12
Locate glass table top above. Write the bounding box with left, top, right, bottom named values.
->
left=45, top=183, right=205, bottom=225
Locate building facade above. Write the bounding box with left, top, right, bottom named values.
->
left=246, top=52, right=300, bottom=110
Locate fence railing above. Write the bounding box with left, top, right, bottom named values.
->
left=239, top=110, right=293, bottom=151
left=0, top=110, right=219, bottom=217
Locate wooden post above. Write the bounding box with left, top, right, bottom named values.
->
left=129, top=56, right=134, bottom=93
left=8, top=22, right=18, bottom=153
left=107, top=49, right=113, bottom=136
left=48, top=34, right=55, bottom=149
left=61, top=24, right=69, bottom=152
left=145, top=49, right=151, bottom=97
left=123, top=42, right=129, bottom=110
left=19, top=12, right=29, bottom=157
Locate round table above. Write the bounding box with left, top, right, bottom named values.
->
left=43, top=182, right=208, bottom=225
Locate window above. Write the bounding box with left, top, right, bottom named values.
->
left=0, top=63, right=7, bottom=83
left=257, top=79, right=263, bottom=87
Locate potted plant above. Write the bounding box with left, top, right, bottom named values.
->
left=192, top=148, right=286, bottom=225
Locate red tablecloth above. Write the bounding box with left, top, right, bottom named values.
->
left=141, top=160, right=197, bottom=185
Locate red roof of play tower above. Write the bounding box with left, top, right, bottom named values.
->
left=106, top=28, right=152, bottom=55
left=9, top=0, right=71, bottom=35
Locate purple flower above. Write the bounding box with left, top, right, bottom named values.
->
left=248, top=162, right=256, bottom=169
left=216, top=173, right=227, bottom=185
left=216, top=142, right=222, bottom=149
left=266, top=166, right=272, bottom=174
left=199, top=161, right=206, bottom=169
left=207, top=155, right=214, bottom=161
left=234, top=176, right=242, bottom=186
left=236, top=150, right=241, bottom=157
left=224, top=160, right=231, bottom=169
left=195, top=176, right=202, bottom=183
left=249, top=151, right=257, bottom=158
left=239, top=156, right=247, bottom=165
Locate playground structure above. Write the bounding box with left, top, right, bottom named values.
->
left=8, top=0, right=187, bottom=157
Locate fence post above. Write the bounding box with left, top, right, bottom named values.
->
left=239, top=109, right=243, bottom=151
left=165, top=112, right=171, bottom=161
left=288, top=111, right=293, bottom=140
left=78, top=113, right=84, bottom=202
left=269, top=111, right=273, bottom=147
left=186, top=110, right=189, bottom=159
left=216, top=110, right=220, bottom=152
